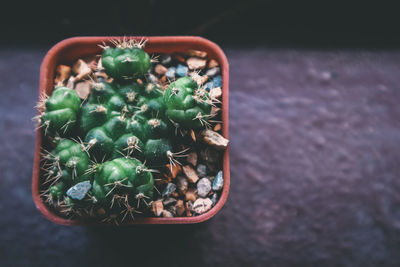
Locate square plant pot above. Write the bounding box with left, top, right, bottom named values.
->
left=32, top=36, right=230, bottom=225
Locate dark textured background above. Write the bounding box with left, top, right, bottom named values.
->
left=2, top=1, right=400, bottom=267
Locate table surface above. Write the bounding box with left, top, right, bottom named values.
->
left=1, top=46, right=400, bottom=267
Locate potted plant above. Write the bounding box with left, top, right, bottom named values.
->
left=32, top=36, right=230, bottom=225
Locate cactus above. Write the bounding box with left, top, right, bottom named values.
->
left=164, top=77, right=212, bottom=129
left=36, top=38, right=226, bottom=223
left=80, top=82, right=130, bottom=134
left=41, top=138, right=92, bottom=206
left=91, top=157, right=154, bottom=218
left=85, top=115, right=128, bottom=162
left=45, top=138, right=92, bottom=184
left=36, top=87, right=81, bottom=136
left=101, top=39, right=151, bottom=82
left=112, top=133, right=144, bottom=160
left=135, top=83, right=166, bottom=119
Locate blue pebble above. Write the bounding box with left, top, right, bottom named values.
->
left=210, top=193, right=219, bottom=206
left=162, top=183, right=176, bottom=198
left=176, top=64, right=188, bottom=77
left=212, top=171, right=223, bottom=191
left=166, top=67, right=176, bottom=80
left=66, top=181, right=91, bottom=200
left=204, top=81, right=214, bottom=91
left=213, top=75, right=222, bottom=87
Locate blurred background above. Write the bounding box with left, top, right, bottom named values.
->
left=2, top=1, right=400, bottom=266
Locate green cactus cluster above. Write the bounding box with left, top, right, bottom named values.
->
left=36, top=39, right=216, bottom=223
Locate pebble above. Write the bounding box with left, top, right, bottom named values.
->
left=167, top=206, right=177, bottom=216
left=154, top=64, right=168, bottom=76
left=163, top=197, right=177, bottom=207
left=72, top=59, right=92, bottom=82
left=208, top=59, right=219, bottom=68
left=185, top=188, right=197, bottom=202
left=186, top=49, right=207, bottom=58
left=182, top=165, right=199, bottom=183
left=193, top=198, right=213, bottom=214
left=210, top=106, right=221, bottom=118
left=210, top=193, right=219, bottom=206
left=205, top=162, right=219, bottom=174
left=149, top=73, right=161, bottom=84
left=209, top=87, right=222, bottom=99
left=166, top=164, right=182, bottom=179
left=187, top=57, right=207, bottom=70
left=95, top=207, right=106, bottom=216
left=66, top=76, right=75, bottom=89
left=196, top=164, right=207, bottom=178
left=203, top=81, right=214, bottom=91
left=176, top=64, right=188, bottom=77
left=205, top=67, right=220, bottom=77
left=74, top=80, right=92, bottom=99
left=162, top=210, right=174, bottom=218
left=165, top=67, right=176, bottom=80
left=201, top=129, right=229, bottom=150
left=214, top=124, right=222, bottom=132
left=212, top=171, right=224, bottom=191
left=186, top=152, right=198, bottom=166
left=213, top=75, right=222, bottom=87
left=66, top=181, right=91, bottom=200
left=174, top=54, right=186, bottom=63
left=176, top=176, right=188, bottom=194
left=197, top=178, right=212, bottom=197
left=160, top=54, right=172, bottom=66
left=205, top=175, right=215, bottom=182
left=189, top=72, right=208, bottom=85
left=54, top=64, right=71, bottom=86
left=152, top=200, right=164, bottom=216
left=200, top=147, right=221, bottom=163
left=162, top=183, right=176, bottom=198
left=185, top=202, right=193, bottom=217
left=175, top=200, right=185, bottom=216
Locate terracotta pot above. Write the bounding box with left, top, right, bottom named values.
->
left=31, top=36, right=230, bottom=225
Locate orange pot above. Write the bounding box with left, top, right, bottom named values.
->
left=32, top=36, right=230, bottom=225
